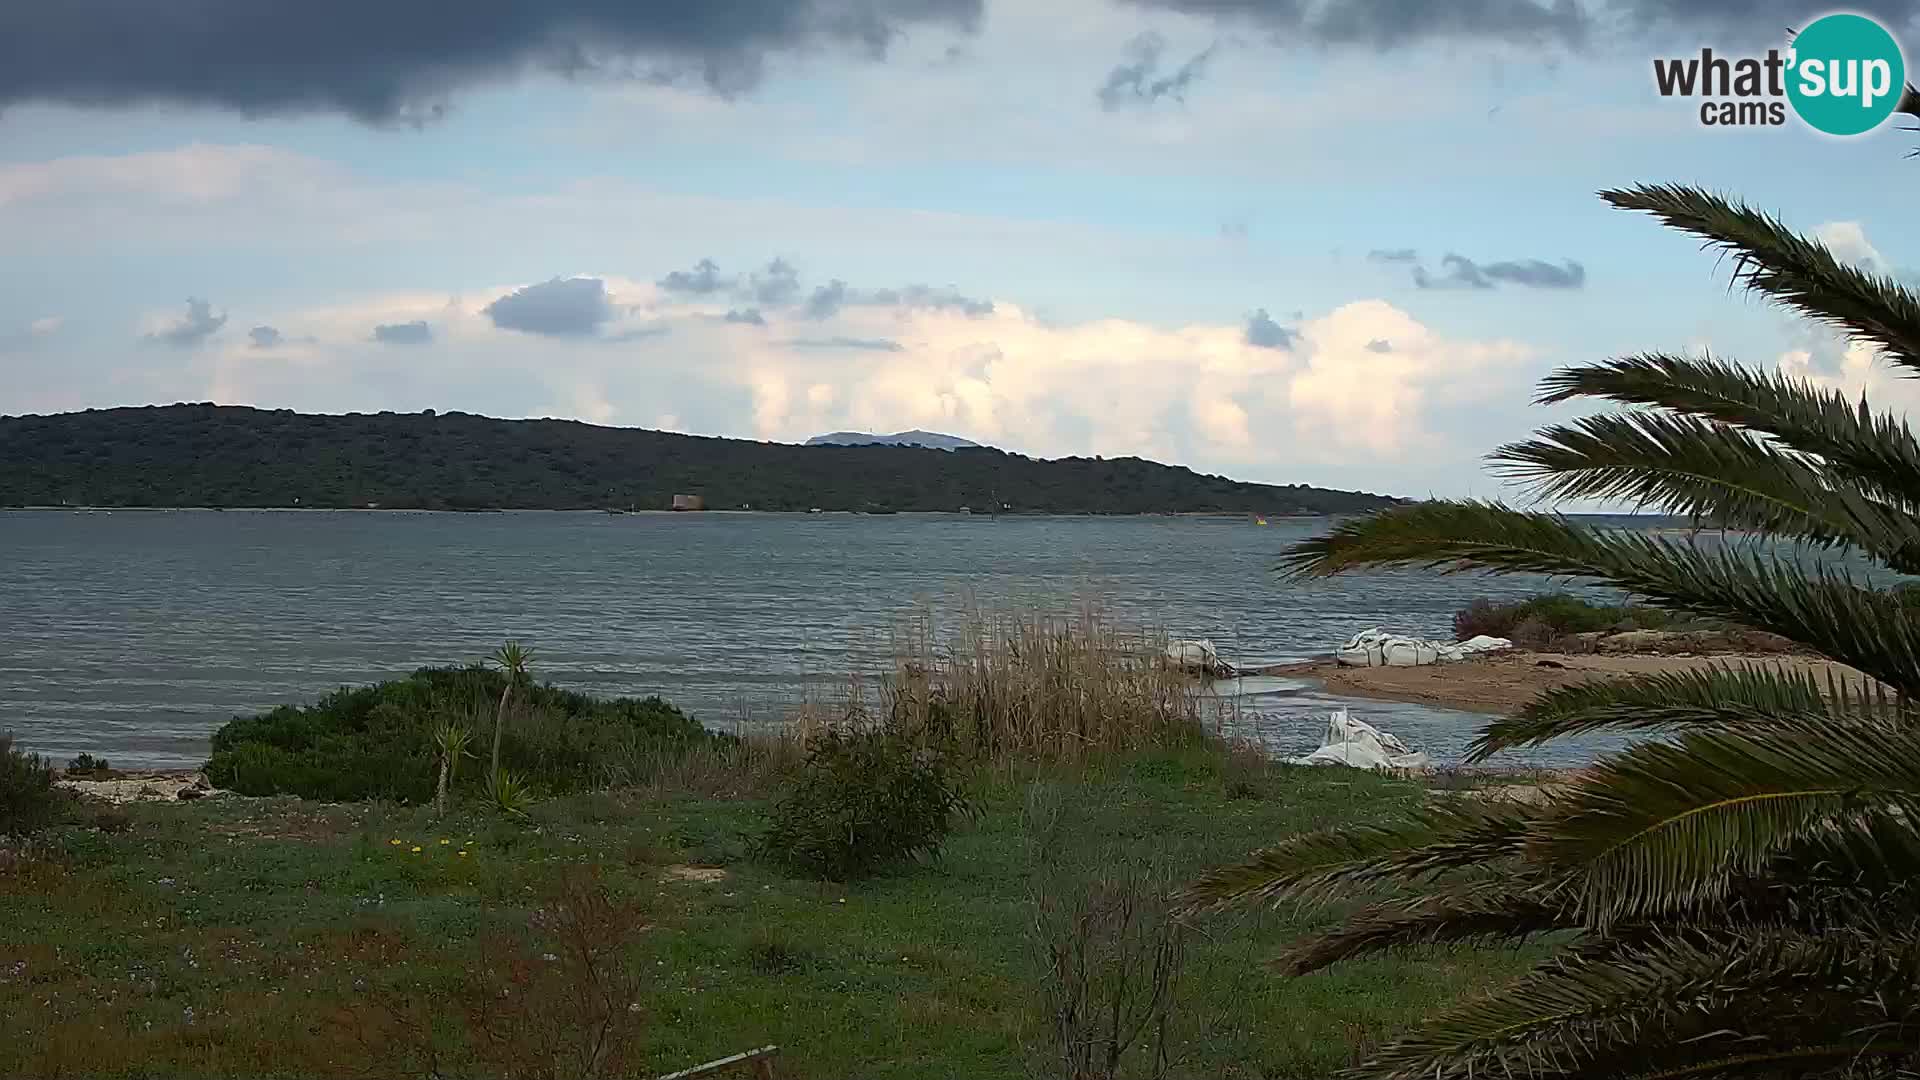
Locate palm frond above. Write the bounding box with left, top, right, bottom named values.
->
left=1491, top=410, right=1920, bottom=571
left=1600, top=185, right=1920, bottom=374
left=1358, top=927, right=1920, bottom=1080
left=1281, top=501, right=1920, bottom=697
left=1276, top=879, right=1577, bottom=976
left=1176, top=803, right=1535, bottom=914
left=1467, top=663, right=1896, bottom=761
left=1534, top=716, right=1920, bottom=923
left=1534, top=353, right=1920, bottom=513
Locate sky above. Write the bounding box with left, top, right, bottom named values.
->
left=4, top=0, right=1920, bottom=501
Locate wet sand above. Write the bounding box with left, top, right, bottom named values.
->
left=1263, top=650, right=1878, bottom=715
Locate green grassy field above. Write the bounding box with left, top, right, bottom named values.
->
left=3, top=745, right=1535, bottom=1080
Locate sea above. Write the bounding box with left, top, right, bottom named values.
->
left=1, top=509, right=1674, bottom=771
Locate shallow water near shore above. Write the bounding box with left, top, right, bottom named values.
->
left=5, top=509, right=1656, bottom=769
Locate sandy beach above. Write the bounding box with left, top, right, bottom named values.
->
left=1267, top=649, right=1878, bottom=715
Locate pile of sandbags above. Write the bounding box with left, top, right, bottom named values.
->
left=1334, top=627, right=1511, bottom=668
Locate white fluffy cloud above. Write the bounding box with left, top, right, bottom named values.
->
left=170, top=273, right=1531, bottom=478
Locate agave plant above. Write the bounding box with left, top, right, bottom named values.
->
left=431, top=718, right=474, bottom=817
left=486, top=640, right=534, bottom=780
left=1182, top=185, right=1920, bottom=1078
left=484, top=766, right=533, bottom=817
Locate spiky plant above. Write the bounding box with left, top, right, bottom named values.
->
left=431, top=718, right=474, bottom=817
left=1181, top=185, right=1920, bottom=1079
left=486, top=640, right=534, bottom=780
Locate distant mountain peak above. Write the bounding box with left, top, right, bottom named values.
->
left=805, top=429, right=982, bottom=451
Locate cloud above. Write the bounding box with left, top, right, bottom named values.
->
left=658, top=257, right=733, bottom=295
left=1366, top=338, right=1392, bottom=352
left=0, top=0, right=985, bottom=125
left=372, top=320, right=434, bottom=345
left=789, top=336, right=907, bottom=352
left=484, top=277, right=616, bottom=337
left=1244, top=308, right=1295, bottom=349
left=28, top=316, right=62, bottom=337
left=725, top=308, right=768, bottom=326
left=1412, top=254, right=1585, bottom=290
left=750, top=258, right=802, bottom=305
left=144, top=297, right=227, bottom=348
left=1096, top=31, right=1216, bottom=111
left=248, top=325, right=283, bottom=348
left=160, top=274, right=1532, bottom=487
left=1619, top=0, right=1920, bottom=45
left=804, top=280, right=851, bottom=320
left=1367, top=248, right=1420, bottom=263
left=1119, top=0, right=1590, bottom=49
left=1813, top=221, right=1888, bottom=274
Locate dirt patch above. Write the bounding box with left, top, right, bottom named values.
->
left=1264, top=651, right=1878, bottom=716
left=54, top=772, right=224, bottom=804
left=659, top=865, right=728, bottom=884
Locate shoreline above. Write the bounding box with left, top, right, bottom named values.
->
left=1260, top=648, right=1876, bottom=716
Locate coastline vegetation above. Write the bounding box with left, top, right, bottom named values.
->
left=0, top=404, right=1400, bottom=515
left=1, top=604, right=1534, bottom=1079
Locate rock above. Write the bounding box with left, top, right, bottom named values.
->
left=1535, top=659, right=1567, bottom=669
left=178, top=788, right=204, bottom=800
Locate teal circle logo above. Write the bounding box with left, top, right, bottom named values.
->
left=1786, top=13, right=1907, bottom=136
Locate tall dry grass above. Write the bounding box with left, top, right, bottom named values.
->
left=786, top=599, right=1225, bottom=767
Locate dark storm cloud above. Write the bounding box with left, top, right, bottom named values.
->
left=1117, top=0, right=1589, bottom=48
left=657, top=258, right=733, bottom=295
left=724, top=308, right=768, bottom=326
left=1096, top=31, right=1216, bottom=110
left=145, top=298, right=227, bottom=348
left=1117, top=0, right=1920, bottom=51
left=1365, top=338, right=1392, bottom=353
left=790, top=335, right=906, bottom=352
left=1412, top=254, right=1585, bottom=290
left=1367, top=248, right=1420, bottom=263
left=484, top=277, right=616, bottom=337
left=0, top=0, right=984, bottom=125
left=1244, top=308, right=1295, bottom=349
left=248, top=325, right=283, bottom=349
left=372, top=320, right=434, bottom=345
left=1617, top=0, right=1920, bottom=45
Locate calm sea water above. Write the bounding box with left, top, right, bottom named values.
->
left=2, top=509, right=1647, bottom=770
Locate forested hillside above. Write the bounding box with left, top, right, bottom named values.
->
left=0, top=404, right=1402, bottom=514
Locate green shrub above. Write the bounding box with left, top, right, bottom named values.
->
left=1, top=734, right=63, bottom=836
left=204, top=665, right=719, bottom=802
left=65, top=753, right=112, bottom=776
left=755, top=723, right=971, bottom=882
left=1452, top=592, right=1670, bottom=643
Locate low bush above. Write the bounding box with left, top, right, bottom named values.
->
left=204, top=665, right=721, bottom=802
left=1, top=734, right=63, bottom=836
left=64, top=753, right=111, bottom=776
left=755, top=721, right=971, bottom=882
left=1452, top=592, right=1670, bottom=644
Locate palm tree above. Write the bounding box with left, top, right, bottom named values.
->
left=486, top=640, right=534, bottom=780
left=1181, top=185, right=1920, bottom=1079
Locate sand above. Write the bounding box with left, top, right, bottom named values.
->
left=1265, top=650, right=1879, bottom=715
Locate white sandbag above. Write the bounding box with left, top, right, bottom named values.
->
left=1166, top=638, right=1235, bottom=676
left=1166, top=638, right=1220, bottom=668
left=1334, top=627, right=1510, bottom=668
left=1284, top=709, right=1431, bottom=772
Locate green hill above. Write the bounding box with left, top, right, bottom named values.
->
left=0, top=404, right=1402, bottom=514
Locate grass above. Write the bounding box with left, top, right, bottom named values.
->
left=1452, top=592, right=1672, bottom=645
left=0, top=745, right=1534, bottom=1079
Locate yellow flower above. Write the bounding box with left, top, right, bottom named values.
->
left=410, top=846, right=422, bottom=853
left=458, top=851, right=469, bottom=857
left=439, top=839, right=450, bottom=845
left=389, top=839, right=402, bottom=846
